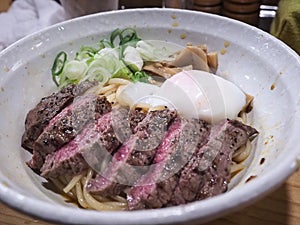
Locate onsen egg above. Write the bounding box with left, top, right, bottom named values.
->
left=118, top=70, right=246, bottom=124
left=159, top=70, right=246, bottom=123
left=116, top=82, right=160, bottom=107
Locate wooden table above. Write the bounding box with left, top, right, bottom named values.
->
left=0, top=0, right=12, bottom=12
left=0, top=169, right=299, bottom=225
left=0, top=0, right=297, bottom=224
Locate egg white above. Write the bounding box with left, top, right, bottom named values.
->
left=118, top=70, right=246, bottom=123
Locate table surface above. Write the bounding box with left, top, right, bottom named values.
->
left=0, top=168, right=299, bottom=225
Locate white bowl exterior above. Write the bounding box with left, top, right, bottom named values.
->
left=0, top=8, right=300, bottom=224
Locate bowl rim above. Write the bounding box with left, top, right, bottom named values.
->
left=0, top=8, right=300, bottom=225
left=0, top=156, right=297, bottom=225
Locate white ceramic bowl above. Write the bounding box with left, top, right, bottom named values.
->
left=0, top=8, right=299, bottom=225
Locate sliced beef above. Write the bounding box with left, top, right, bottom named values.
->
left=113, top=108, right=148, bottom=167
left=128, top=109, right=147, bottom=131
left=33, top=94, right=111, bottom=156
left=27, top=150, right=44, bottom=173
left=40, top=112, right=117, bottom=178
left=125, top=110, right=176, bottom=167
left=39, top=108, right=146, bottom=178
left=127, top=119, right=210, bottom=210
left=86, top=109, right=176, bottom=196
left=127, top=119, right=258, bottom=210
left=169, top=119, right=258, bottom=206
left=22, top=81, right=97, bottom=151
left=111, top=108, right=145, bottom=144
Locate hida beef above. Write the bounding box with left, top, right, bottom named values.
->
left=21, top=82, right=258, bottom=210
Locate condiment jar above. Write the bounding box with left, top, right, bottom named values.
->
left=192, top=0, right=222, bottom=14
left=222, top=0, right=261, bottom=25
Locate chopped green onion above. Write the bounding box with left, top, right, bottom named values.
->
left=110, top=28, right=121, bottom=48
left=120, top=28, right=140, bottom=45
left=99, top=39, right=113, bottom=49
left=132, top=71, right=150, bottom=83
left=64, top=60, right=88, bottom=81
left=50, top=28, right=168, bottom=88
left=123, top=46, right=143, bottom=72
left=51, top=51, right=67, bottom=86
left=109, top=28, right=141, bottom=49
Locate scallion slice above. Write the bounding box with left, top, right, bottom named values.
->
left=51, top=51, right=67, bottom=86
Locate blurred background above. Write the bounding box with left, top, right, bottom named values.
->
left=121, top=0, right=280, bottom=32
left=0, top=0, right=298, bottom=54
left=0, top=0, right=281, bottom=29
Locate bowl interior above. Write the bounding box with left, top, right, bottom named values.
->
left=0, top=8, right=299, bottom=224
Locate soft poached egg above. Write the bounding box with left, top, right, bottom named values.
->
left=117, top=70, right=246, bottom=124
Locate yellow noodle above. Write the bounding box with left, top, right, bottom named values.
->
left=63, top=174, right=83, bottom=193
left=85, top=169, right=93, bottom=183
left=85, top=84, right=103, bottom=95
left=240, top=111, right=247, bottom=124
left=233, top=141, right=252, bottom=163
left=103, top=87, right=117, bottom=97
left=230, top=162, right=245, bottom=174
left=80, top=177, right=111, bottom=202
left=108, top=78, right=131, bottom=85
left=103, top=88, right=117, bottom=97
left=233, top=144, right=246, bottom=159
left=133, top=103, right=151, bottom=111
left=93, top=194, right=113, bottom=202
left=149, top=105, right=167, bottom=111
left=106, top=93, right=116, bottom=103
left=229, top=113, right=252, bottom=175
left=110, top=195, right=127, bottom=203
left=82, top=170, right=126, bottom=211
left=76, top=181, right=89, bottom=209
left=115, top=84, right=127, bottom=99
left=116, top=85, right=127, bottom=96
left=235, top=116, right=244, bottom=123
left=104, top=201, right=127, bottom=207
left=81, top=176, right=86, bottom=187
left=114, top=84, right=129, bottom=107
left=83, top=189, right=125, bottom=211
left=50, top=178, right=76, bottom=199
left=92, top=193, right=127, bottom=207
left=99, top=84, right=117, bottom=95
